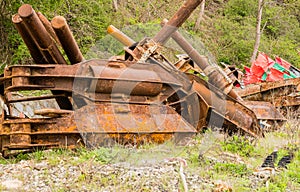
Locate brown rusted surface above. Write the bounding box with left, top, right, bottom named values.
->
left=189, top=74, right=263, bottom=137
left=0, top=57, right=201, bottom=155
left=0, top=103, right=197, bottom=155
left=37, top=12, right=61, bottom=47
left=152, top=0, right=203, bottom=45
left=0, top=112, right=81, bottom=155
left=235, top=78, right=300, bottom=107
left=51, top=16, right=84, bottom=64
left=18, top=4, right=67, bottom=64
left=10, top=123, right=31, bottom=145
left=243, top=101, right=286, bottom=121
left=34, top=108, right=73, bottom=118
left=12, top=14, right=47, bottom=64
left=75, top=103, right=197, bottom=145
left=89, top=64, right=163, bottom=96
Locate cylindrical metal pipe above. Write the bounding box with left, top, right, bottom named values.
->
left=18, top=4, right=67, bottom=64
left=152, top=0, right=203, bottom=45
left=12, top=14, right=47, bottom=64
left=167, top=22, right=242, bottom=101
left=107, top=25, right=135, bottom=47
left=51, top=16, right=84, bottom=64
left=37, top=12, right=61, bottom=47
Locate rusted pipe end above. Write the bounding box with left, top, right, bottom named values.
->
left=107, top=25, right=116, bottom=34
left=51, top=16, right=66, bottom=29
left=12, top=14, right=22, bottom=24
left=107, top=25, right=135, bottom=47
left=18, top=4, right=34, bottom=18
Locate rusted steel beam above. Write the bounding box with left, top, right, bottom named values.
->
left=129, top=0, right=202, bottom=63
left=51, top=16, right=84, bottom=64
left=12, top=14, right=47, bottom=64
left=164, top=21, right=242, bottom=101
left=152, top=0, right=203, bottom=45
left=37, top=12, right=61, bottom=47
left=18, top=4, right=67, bottom=64
left=107, top=25, right=135, bottom=47
left=0, top=62, right=177, bottom=99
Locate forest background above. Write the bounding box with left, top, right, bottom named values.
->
left=0, top=0, right=299, bottom=70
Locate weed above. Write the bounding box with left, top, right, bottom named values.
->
left=77, top=147, right=117, bottom=164
left=213, top=162, right=250, bottom=177
left=221, top=135, right=255, bottom=157
left=29, top=150, right=45, bottom=162
left=0, top=157, right=9, bottom=164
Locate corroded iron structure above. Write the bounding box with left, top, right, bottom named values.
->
left=1, top=1, right=289, bottom=156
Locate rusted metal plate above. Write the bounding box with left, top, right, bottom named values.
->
left=243, top=101, right=286, bottom=121
left=189, top=74, right=263, bottom=137
left=75, top=103, right=197, bottom=145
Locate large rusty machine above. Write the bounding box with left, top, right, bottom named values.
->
left=0, top=1, right=285, bottom=156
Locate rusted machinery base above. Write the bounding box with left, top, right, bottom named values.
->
left=0, top=103, right=196, bottom=157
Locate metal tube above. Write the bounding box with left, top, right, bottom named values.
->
left=51, top=16, right=84, bottom=64
left=107, top=25, right=135, bottom=47
left=152, top=0, right=203, bottom=45
left=37, top=12, right=61, bottom=47
left=12, top=14, right=47, bottom=64
left=18, top=4, right=67, bottom=64
left=166, top=21, right=243, bottom=101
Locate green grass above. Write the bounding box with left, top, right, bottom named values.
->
left=221, top=135, right=255, bottom=157
left=213, top=162, right=250, bottom=177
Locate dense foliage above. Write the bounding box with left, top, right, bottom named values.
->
left=0, top=0, right=299, bottom=71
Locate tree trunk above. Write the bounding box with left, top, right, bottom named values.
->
left=112, top=0, right=118, bottom=11
left=250, top=0, right=264, bottom=63
left=194, top=0, right=205, bottom=31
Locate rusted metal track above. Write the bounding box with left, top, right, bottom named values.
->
left=0, top=103, right=196, bottom=156
left=236, top=78, right=300, bottom=108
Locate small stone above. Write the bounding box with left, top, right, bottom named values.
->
left=1, top=179, right=23, bottom=190
left=34, top=161, right=48, bottom=170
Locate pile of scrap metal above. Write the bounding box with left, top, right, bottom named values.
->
left=234, top=53, right=300, bottom=117
left=0, top=0, right=284, bottom=156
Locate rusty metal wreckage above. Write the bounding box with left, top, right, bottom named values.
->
left=0, top=0, right=295, bottom=157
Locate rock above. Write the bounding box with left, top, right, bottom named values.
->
left=1, top=179, right=23, bottom=190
